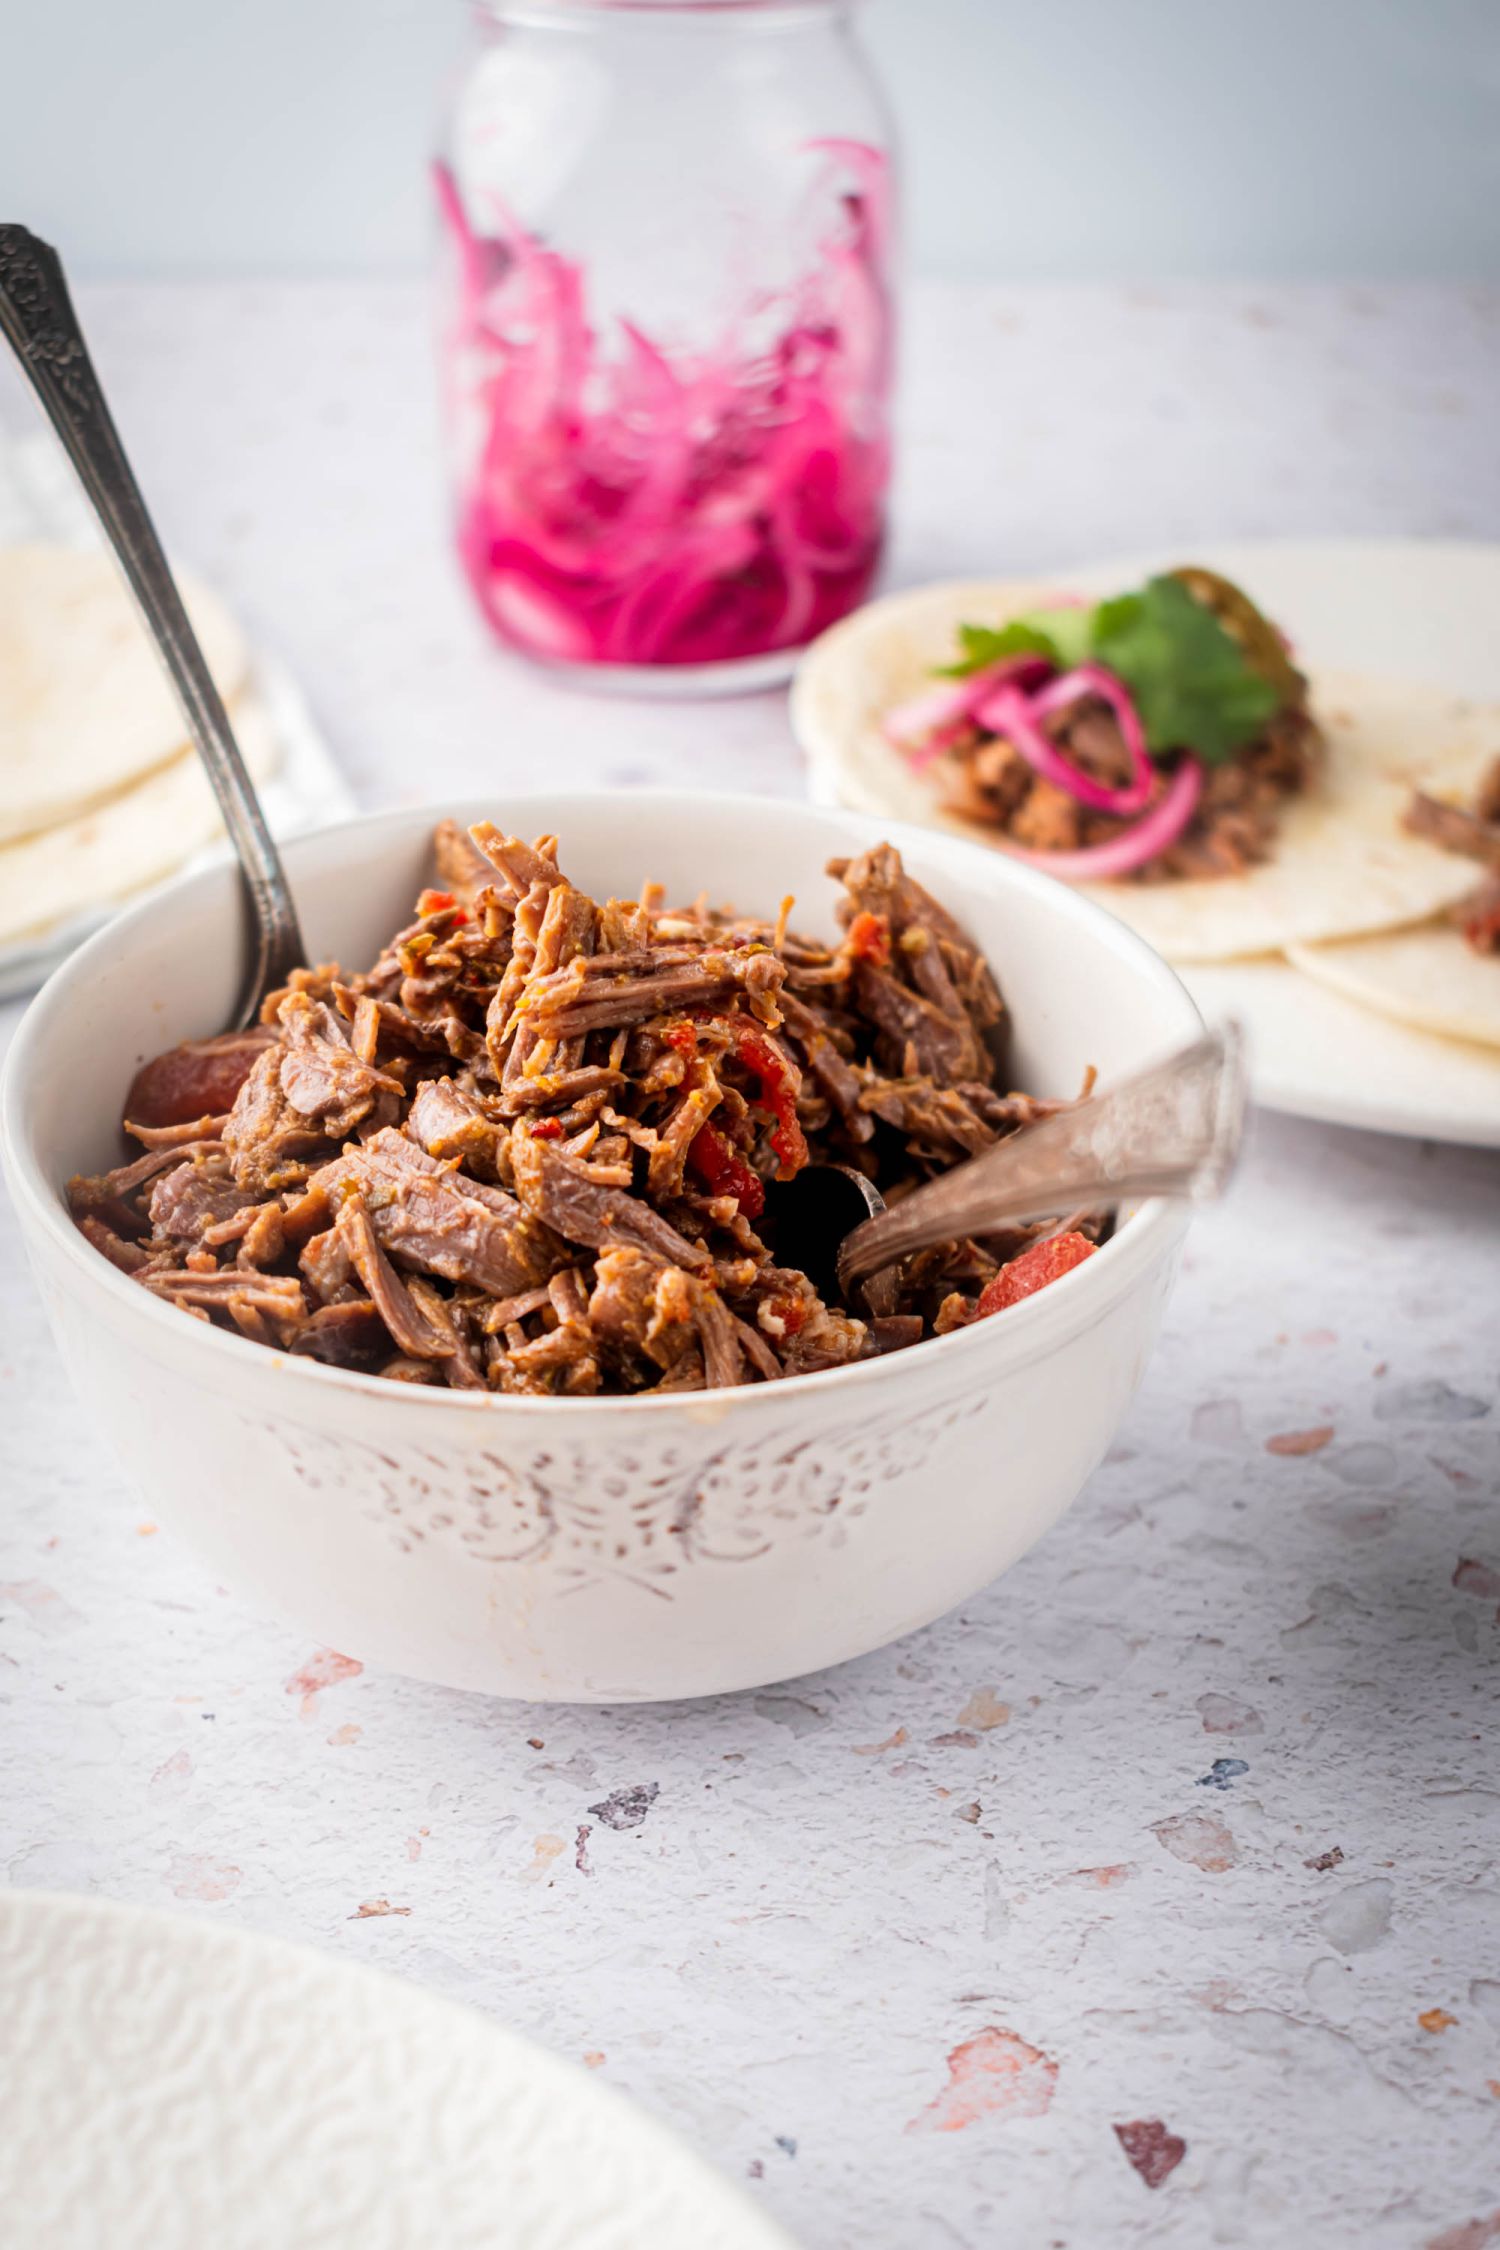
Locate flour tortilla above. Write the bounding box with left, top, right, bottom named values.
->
left=0, top=545, right=249, bottom=845
left=0, top=696, right=280, bottom=945
left=793, top=576, right=1498, bottom=964
left=1288, top=923, right=1500, bottom=1054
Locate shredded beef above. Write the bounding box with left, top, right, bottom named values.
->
left=405, top=1076, right=505, bottom=1174
left=431, top=818, right=497, bottom=905
left=511, top=1132, right=709, bottom=1271
left=77, top=1214, right=152, bottom=1274
left=1403, top=761, right=1500, bottom=954
left=146, top=1162, right=257, bottom=1246
left=277, top=993, right=403, bottom=1133
left=852, top=961, right=986, bottom=1085
left=71, top=823, right=1098, bottom=1392
left=223, top=1046, right=330, bottom=1191
left=1403, top=788, right=1500, bottom=871
left=311, top=1130, right=561, bottom=1297
left=288, top=1300, right=389, bottom=1368
left=1460, top=875, right=1500, bottom=954
left=1475, top=756, right=1500, bottom=827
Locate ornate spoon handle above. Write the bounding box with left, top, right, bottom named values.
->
left=0, top=224, right=304, bottom=1025
left=838, top=1023, right=1246, bottom=1290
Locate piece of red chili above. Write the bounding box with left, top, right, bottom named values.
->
left=687, top=1123, right=765, bottom=1220
left=732, top=1024, right=809, bottom=1179
left=845, top=909, right=891, bottom=967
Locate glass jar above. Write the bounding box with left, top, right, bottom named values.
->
left=435, top=0, right=897, bottom=694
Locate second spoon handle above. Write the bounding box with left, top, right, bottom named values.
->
left=838, top=1023, right=1246, bottom=1290
left=0, top=223, right=305, bottom=1027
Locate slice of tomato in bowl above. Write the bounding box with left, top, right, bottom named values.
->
left=975, top=1231, right=1097, bottom=1318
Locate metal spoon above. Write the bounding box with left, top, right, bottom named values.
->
left=0, top=224, right=304, bottom=1026
left=770, top=1023, right=1246, bottom=1302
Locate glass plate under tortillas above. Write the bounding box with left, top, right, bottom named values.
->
left=0, top=433, right=353, bottom=1000
left=0, top=652, right=353, bottom=1001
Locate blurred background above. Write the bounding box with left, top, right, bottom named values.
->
left=7, top=0, right=1499, bottom=281
left=2, top=0, right=1496, bottom=814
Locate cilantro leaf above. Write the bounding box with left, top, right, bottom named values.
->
left=940, top=619, right=1061, bottom=677
left=1091, top=575, right=1280, bottom=764
left=940, top=576, right=1283, bottom=765
left=941, top=605, right=1096, bottom=677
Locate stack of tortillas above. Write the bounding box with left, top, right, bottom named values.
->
left=0, top=545, right=280, bottom=949
left=792, top=573, right=1500, bottom=1062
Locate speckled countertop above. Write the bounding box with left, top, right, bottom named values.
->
left=1, top=281, right=1498, bottom=2250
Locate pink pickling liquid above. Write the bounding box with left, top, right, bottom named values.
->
left=436, top=144, right=892, bottom=671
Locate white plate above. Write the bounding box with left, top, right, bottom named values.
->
left=1183, top=955, right=1500, bottom=1148
left=0, top=1890, right=794, bottom=2250
left=798, top=538, right=1500, bottom=1145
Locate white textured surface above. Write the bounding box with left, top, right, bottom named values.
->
left=1, top=280, right=1499, bottom=2249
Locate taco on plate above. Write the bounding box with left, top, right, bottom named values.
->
left=1287, top=758, right=1500, bottom=1051
left=794, top=568, right=1496, bottom=964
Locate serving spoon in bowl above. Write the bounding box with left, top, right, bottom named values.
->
left=770, top=1022, right=1247, bottom=1303
left=0, top=223, right=305, bottom=1027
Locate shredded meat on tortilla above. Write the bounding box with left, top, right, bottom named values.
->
left=69, top=827, right=1103, bottom=1394
left=940, top=697, right=1322, bottom=880
left=1404, top=755, right=1500, bottom=955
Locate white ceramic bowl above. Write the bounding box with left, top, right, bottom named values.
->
left=2, top=793, right=1200, bottom=1703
